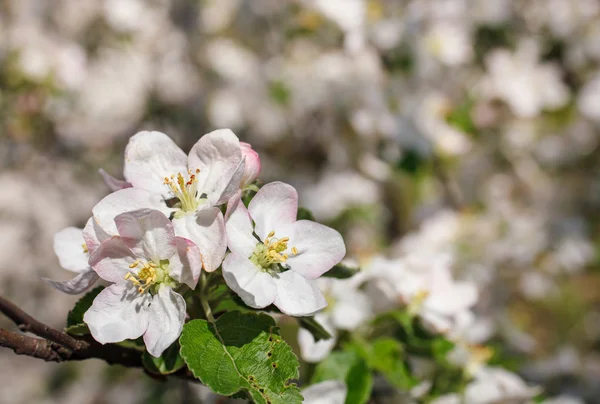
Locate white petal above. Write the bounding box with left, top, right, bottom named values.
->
left=88, top=236, right=137, bottom=283
left=331, top=293, right=371, bottom=331
left=222, top=253, right=277, bottom=308
left=43, top=269, right=99, bottom=295
left=302, top=380, right=347, bottom=404
left=53, top=227, right=89, bottom=273
left=188, top=128, right=243, bottom=205
left=123, top=131, right=188, bottom=194
left=143, top=285, right=186, bottom=357
left=297, top=314, right=336, bottom=363
left=172, top=208, right=226, bottom=272
left=272, top=271, right=327, bottom=316
left=225, top=191, right=257, bottom=257
left=285, top=220, right=346, bottom=279
left=239, top=142, right=261, bottom=187
left=84, top=283, right=149, bottom=344
left=92, top=188, right=171, bottom=236
left=248, top=181, right=298, bottom=240
left=114, top=209, right=176, bottom=262
left=425, top=282, right=478, bottom=316
left=169, top=237, right=203, bottom=289
left=83, top=217, right=111, bottom=254
left=99, top=168, right=131, bottom=192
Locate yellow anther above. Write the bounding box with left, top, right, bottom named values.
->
left=81, top=243, right=89, bottom=253
left=267, top=231, right=275, bottom=239
left=124, top=261, right=158, bottom=294
left=291, top=247, right=298, bottom=255
left=129, top=260, right=140, bottom=268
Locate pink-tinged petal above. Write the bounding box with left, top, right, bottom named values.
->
left=187, top=128, right=244, bottom=206
left=84, top=283, right=149, bottom=344
left=143, top=285, right=186, bottom=357
left=114, top=209, right=175, bottom=262
left=92, top=188, right=171, bottom=236
left=285, top=220, right=346, bottom=279
left=298, top=313, right=336, bottom=363
left=172, top=208, right=226, bottom=272
left=42, top=269, right=99, bottom=295
left=53, top=227, right=89, bottom=273
left=170, top=237, right=203, bottom=289
left=272, top=271, right=327, bottom=316
left=222, top=253, right=277, bottom=308
left=225, top=191, right=257, bottom=257
left=88, top=236, right=137, bottom=283
left=99, top=168, right=131, bottom=192
left=239, top=142, right=261, bottom=187
left=248, top=182, right=298, bottom=240
left=83, top=217, right=111, bottom=254
left=123, top=131, right=188, bottom=194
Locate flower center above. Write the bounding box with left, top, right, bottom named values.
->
left=124, top=259, right=171, bottom=294
left=163, top=169, right=204, bottom=213
left=250, top=231, right=298, bottom=272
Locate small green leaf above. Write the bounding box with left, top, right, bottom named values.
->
left=65, top=286, right=104, bottom=335
left=179, top=311, right=303, bottom=404
left=297, top=207, right=316, bottom=221
left=298, top=317, right=332, bottom=342
left=369, top=338, right=417, bottom=389
left=142, top=343, right=185, bottom=375
left=322, top=263, right=360, bottom=279
left=311, top=351, right=373, bottom=404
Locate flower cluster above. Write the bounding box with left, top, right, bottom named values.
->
left=47, top=129, right=345, bottom=357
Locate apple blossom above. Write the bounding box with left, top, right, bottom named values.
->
left=239, top=141, right=261, bottom=188
left=222, top=182, right=346, bottom=316
left=83, top=209, right=202, bottom=357
left=43, top=226, right=99, bottom=294
left=88, top=129, right=244, bottom=272
left=99, top=168, right=131, bottom=191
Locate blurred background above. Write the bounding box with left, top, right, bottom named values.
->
left=1, top=0, right=600, bottom=402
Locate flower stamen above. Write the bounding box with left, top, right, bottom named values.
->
left=163, top=169, right=203, bottom=212
left=124, top=261, right=159, bottom=294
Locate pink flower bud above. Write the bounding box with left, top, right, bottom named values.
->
left=239, top=142, right=261, bottom=187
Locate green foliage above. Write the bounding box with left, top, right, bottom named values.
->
left=142, top=343, right=185, bottom=375
left=65, top=286, right=104, bottom=335
left=297, top=207, right=316, bottom=221
left=179, top=311, right=303, bottom=404
left=322, top=263, right=360, bottom=279
left=311, top=351, right=373, bottom=404
left=298, top=317, right=333, bottom=342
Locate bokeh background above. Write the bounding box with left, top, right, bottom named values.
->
left=1, top=0, right=600, bottom=402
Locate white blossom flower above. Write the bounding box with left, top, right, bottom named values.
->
left=84, top=209, right=202, bottom=357
left=43, top=227, right=99, bottom=294
left=222, top=182, right=346, bottom=316
left=302, top=380, right=347, bottom=404
left=88, top=129, right=244, bottom=272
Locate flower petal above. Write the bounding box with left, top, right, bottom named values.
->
left=143, top=285, right=186, bottom=357
left=88, top=236, right=137, bottom=283
left=225, top=191, right=257, bottom=257
left=187, top=128, right=244, bottom=205
left=92, top=188, right=171, bottom=236
left=285, top=220, right=346, bottom=279
left=248, top=181, right=298, bottom=240
left=123, top=131, right=188, bottom=194
left=42, top=269, right=99, bottom=295
left=84, top=283, right=149, bottom=344
left=222, top=253, right=277, bottom=308
left=172, top=208, right=226, bottom=272
left=272, top=271, right=327, bottom=316
left=53, top=227, right=89, bottom=273
left=239, top=142, right=261, bottom=188
left=83, top=216, right=111, bottom=254
left=297, top=313, right=336, bottom=363
left=99, top=168, right=131, bottom=192
left=302, top=380, right=347, bottom=404
left=114, top=209, right=175, bottom=262
left=169, top=237, right=203, bottom=289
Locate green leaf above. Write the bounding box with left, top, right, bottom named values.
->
left=142, top=343, right=186, bottom=375
left=322, top=263, right=360, bottom=279
left=65, top=286, right=104, bottom=335
left=179, top=311, right=303, bottom=404
left=297, top=207, right=316, bottom=221
left=298, top=317, right=332, bottom=342
left=311, top=351, right=373, bottom=404
left=369, top=338, right=416, bottom=389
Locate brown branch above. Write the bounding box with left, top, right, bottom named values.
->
left=0, top=295, right=196, bottom=381
left=0, top=295, right=85, bottom=351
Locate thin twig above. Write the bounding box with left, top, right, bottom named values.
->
left=0, top=328, right=70, bottom=362
left=0, top=295, right=85, bottom=350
